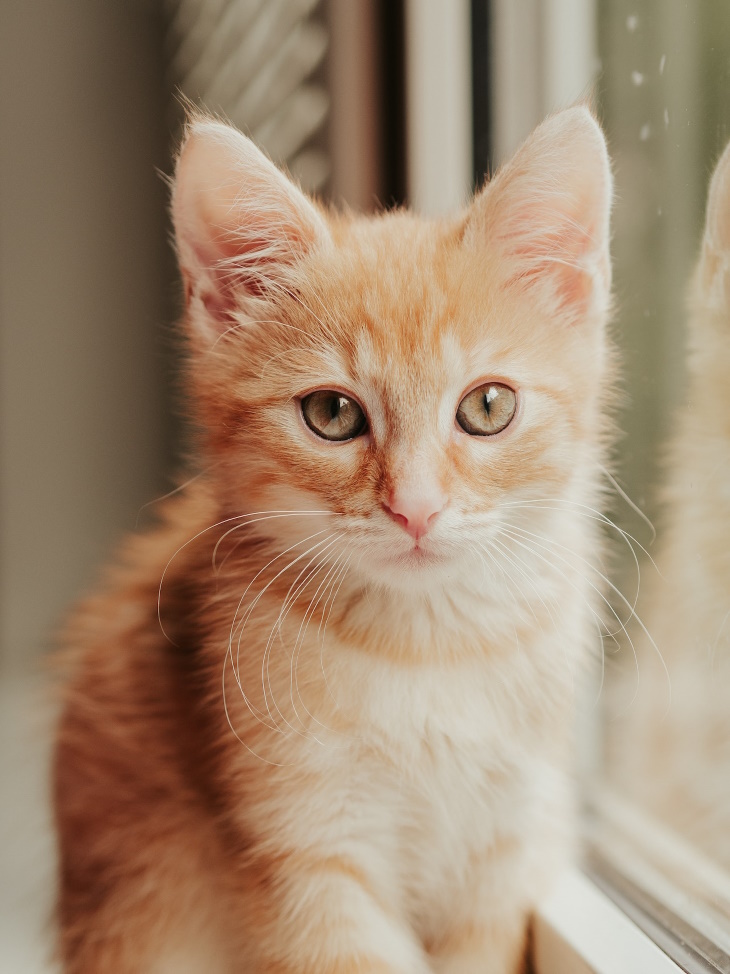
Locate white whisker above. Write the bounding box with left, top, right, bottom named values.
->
left=227, top=530, right=334, bottom=732
left=211, top=510, right=342, bottom=570
left=598, top=463, right=656, bottom=544
left=503, top=520, right=640, bottom=640
left=316, top=553, right=356, bottom=720
left=289, top=549, right=352, bottom=742
left=135, top=463, right=218, bottom=528
left=261, top=536, right=342, bottom=736
left=500, top=497, right=659, bottom=574
left=497, top=524, right=671, bottom=715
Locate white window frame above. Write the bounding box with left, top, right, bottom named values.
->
left=535, top=868, right=685, bottom=974
left=404, top=0, right=473, bottom=216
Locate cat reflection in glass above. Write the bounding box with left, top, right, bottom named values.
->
left=614, top=141, right=730, bottom=872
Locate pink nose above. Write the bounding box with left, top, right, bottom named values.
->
left=383, top=489, right=446, bottom=540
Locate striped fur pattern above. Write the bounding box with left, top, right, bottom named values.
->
left=54, top=107, right=614, bottom=973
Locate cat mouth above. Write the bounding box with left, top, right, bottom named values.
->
left=391, top=544, right=443, bottom=567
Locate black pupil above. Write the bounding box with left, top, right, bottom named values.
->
left=331, top=397, right=344, bottom=420
left=483, top=393, right=491, bottom=415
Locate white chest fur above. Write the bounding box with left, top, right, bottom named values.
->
left=281, top=643, right=574, bottom=929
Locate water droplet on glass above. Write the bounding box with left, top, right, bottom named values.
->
left=626, top=14, right=639, bottom=31
left=659, top=54, right=666, bottom=74
left=664, top=108, right=670, bottom=127
left=632, top=71, right=645, bottom=86
left=640, top=123, right=651, bottom=141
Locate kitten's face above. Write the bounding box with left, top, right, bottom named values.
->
left=173, top=110, right=612, bottom=596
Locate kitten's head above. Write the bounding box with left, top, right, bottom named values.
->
left=171, top=108, right=613, bottom=596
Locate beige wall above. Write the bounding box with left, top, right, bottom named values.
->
left=0, top=0, right=175, bottom=675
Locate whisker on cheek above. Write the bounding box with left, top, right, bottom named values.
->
left=261, top=537, right=342, bottom=736
left=212, top=510, right=344, bottom=571
left=239, top=536, right=341, bottom=728
left=497, top=523, right=672, bottom=716
left=225, top=531, right=336, bottom=734
left=500, top=496, right=658, bottom=573
left=496, top=526, right=617, bottom=710
left=289, top=550, right=352, bottom=742
left=487, top=535, right=556, bottom=634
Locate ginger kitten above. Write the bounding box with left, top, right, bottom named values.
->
left=54, top=106, right=614, bottom=974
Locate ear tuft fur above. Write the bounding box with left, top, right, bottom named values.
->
left=703, top=141, right=730, bottom=255
left=171, top=118, right=329, bottom=335
left=697, top=140, right=730, bottom=308
left=466, top=106, right=613, bottom=324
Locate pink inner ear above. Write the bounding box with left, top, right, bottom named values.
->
left=172, top=121, right=328, bottom=330
left=469, top=107, right=612, bottom=322
left=499, top=203, right=601, bottom=317
left=194, top=229, right=292, bottom=315
left=191, top=205, right=316, bottom=318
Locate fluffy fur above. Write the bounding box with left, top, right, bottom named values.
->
left=54, top=107, right=614, bottom=973
left=609, top=141, right=730, bottom=868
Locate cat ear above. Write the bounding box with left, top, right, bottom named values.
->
left=171, top=118, right=330, bottom=334
left=466, top=106, right=613, bottom=323
left=703, top=141, right=730, bottom=252
left=698, top=140, right=730, bottom=304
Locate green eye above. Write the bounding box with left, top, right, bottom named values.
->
left=456, top=382, right=517, bottom=436
left=301, top=390, right=367, bottom=442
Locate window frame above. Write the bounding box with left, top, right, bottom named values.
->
left=534, top=869, right=686, bottom=974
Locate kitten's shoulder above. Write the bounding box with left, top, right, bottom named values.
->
left=55, top=480, right=217, bottom=678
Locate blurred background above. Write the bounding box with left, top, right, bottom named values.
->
left=1, top=1, right=729, bottom=971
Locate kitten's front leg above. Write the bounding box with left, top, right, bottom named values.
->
left=241, top=852, right=433, bottom=974
left=427, top=844, right=537, bottom=974
left=428, top=913, right=530, bottom=974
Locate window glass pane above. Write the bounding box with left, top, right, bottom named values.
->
left=596, top=0, right=730, bottom=930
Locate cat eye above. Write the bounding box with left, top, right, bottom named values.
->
left=300, top=390, right=368, bottom=442
left=456, top=382, right=516, bottom=436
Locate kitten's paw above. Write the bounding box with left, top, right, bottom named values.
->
left=430, top=928, right=528, bottom=974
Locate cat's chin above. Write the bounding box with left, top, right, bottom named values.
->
left=364, top=543, right=461, bottom=592
left=392, top=546, right=443, bottom=568
left=378, top=540, right=444, bottom=567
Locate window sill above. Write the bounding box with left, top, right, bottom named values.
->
left=533, top=869, right=686, bottom=974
